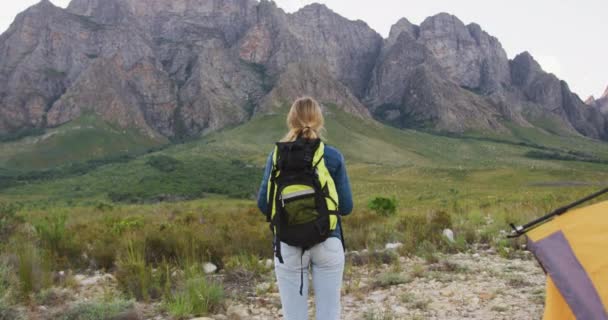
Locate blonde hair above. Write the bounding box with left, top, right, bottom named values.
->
left=281, top=97, right=325, bottom=142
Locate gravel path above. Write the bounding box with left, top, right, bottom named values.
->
left=220, top=251, right=546, bottom=320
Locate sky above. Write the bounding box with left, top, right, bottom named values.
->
left=1, top=0, right=606, bottom=99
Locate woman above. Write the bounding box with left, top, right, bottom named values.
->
left=257, top=96, right=353, bottom=320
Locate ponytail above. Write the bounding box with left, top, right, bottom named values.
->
left=281, top=97, right=325, bottom=142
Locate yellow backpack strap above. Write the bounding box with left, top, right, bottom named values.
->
left=266, top=145, right=279, bottom=223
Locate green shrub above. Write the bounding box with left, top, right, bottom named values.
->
left=367, top=197, right=397, bottom=216
left=363, top=308, right=396, bottom=320
left=373, top=272, right=411, bottom=288
left=107, top=192, right=146, bottom=204
left=428, top=210, right=452, bottom=233
left=115, top=238, right=173, bottom=301
left=58, top=298, right=134, bottom=320
left=343, top=209, right=383, bottom=249
left=0, top=299, right=22, bottom=320
left=115, top=239, right=158, bottom=301
left=0, top=262, right=10, bottom=301
left=0, top=203, right=23, bottom=244
left=15, top=243, right=52, bottom=299
left=146, top=155, right=181, bottom=172
left=34, top=213, right=80, bottom=267
left=224, top=253, right=267, bottom=275
left=164, top=265, right=224, bottom=318
left=107, top=216, right=144, bottom=235
left=223, top=253, right=268, bottom=285
left=396, top=213, right=428, bottom=254
left=89, top=235, right=118, bottom=270
left=144, top=227, right=183, bottom=265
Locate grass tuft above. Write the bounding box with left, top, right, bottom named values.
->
left=58, top=298, right=134, bottom=320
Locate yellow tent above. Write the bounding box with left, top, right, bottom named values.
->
left=512, top=190, right=608, bottom=320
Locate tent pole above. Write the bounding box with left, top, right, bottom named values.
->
left=509, top=187, right=608, bottom=237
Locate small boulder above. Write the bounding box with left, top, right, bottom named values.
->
left=227, top=304, right=250, bottom=320
left=385, top=242, right=403, bottom=250
left=442, top=228, right=455, bottom=243
left=265, top=259, right=273, bottom=268
left=203, top=262, right=218, bottom=274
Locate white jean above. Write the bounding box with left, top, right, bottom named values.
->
left=274, top=237, right=345, bottom=320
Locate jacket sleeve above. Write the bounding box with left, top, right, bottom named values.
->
left=333, top=152, right=354, bottom=215
left=257, top=151, right=274, bottom=216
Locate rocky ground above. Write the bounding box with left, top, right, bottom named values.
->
left=22, top=247, right=546, bottom=320
left=217, top=250, right=546, bottom=320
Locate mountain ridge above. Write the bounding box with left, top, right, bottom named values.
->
left=0, top=0, right=605, bottom=142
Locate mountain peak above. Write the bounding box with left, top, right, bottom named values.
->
left=388, top=17, right=418, bottom=41
left=30, top=0, right=58, bottom=11
left=423, top=12, right=462, bottom=25
left=513, top=51, right=542, bottom=69
left=297, top=2, right=334, bottom=15
left=602, top=86, right=608, bottom=99
left=510, top=51, right=544, bottom=87
left=585, top=96, right=597, bottom=105
left=431, top=12, right=457, bottom=20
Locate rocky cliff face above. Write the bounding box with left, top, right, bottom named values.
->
left=417, top=13, right=511, bottom=94
left=0, top=0, right=605, bottom=141
left=586, top=86, right=608, bottom=115
left=239, top=2, right=383, bottom=98
left=510, top=53, right=606, bottom=139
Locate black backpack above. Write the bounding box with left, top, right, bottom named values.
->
left=266, top=137, right=343, bottom=264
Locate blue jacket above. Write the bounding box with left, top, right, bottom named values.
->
left=257, top=145, right=353, bottom=240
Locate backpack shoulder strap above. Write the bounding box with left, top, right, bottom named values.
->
left=312, top=141, right=325, bottom=169
left=266, top=145, right=279, bottom=223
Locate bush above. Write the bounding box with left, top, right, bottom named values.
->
left=0, top=300, right=22, bottom=320
left=146, top=155, right=181, bottom=172
left=115, top=239, right=156, bottom=301
left=367, top=197, right=397, bottom=216
left=164, top=265, right=224, bottom=318
left=0, top=203, right=23, bottom=244
left=396, top=210, right=461, bottom=256
left=0, top=261, right=12, bottom=304
left=373, top=272, right=411, bottom=288
left=144, top=227, right=183, bottom=265
left=58, top=298, right=134, bottom=320
left=223, top=253, right=268, bottom=285
left=115, top=239, right=171, bottom=301
left=34, top=213, right=81, bottom=267
left=89, top=235, right=119, bottom=270
left=15, top=243, right=52, bottom=299
left=428, top=210, right=452, bottom=233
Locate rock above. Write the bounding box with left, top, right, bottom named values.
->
left=203, top=262, right=218, bottom=274
left=385, top=242, right=403, bottom=250
left=226, top=304, right=250, bottom=320
left=511, top=52, right=606, bottom=139
left=189, top=318, right=215, bottom=320
left=110, top=309, right=141, bottom=320
left=442, top=229, right=455, bottom=243
left=264, top=259, right=273, bottom=269
left=255, top=282, right=271, bottom=293
left=1, top=0, right=605, bottom=143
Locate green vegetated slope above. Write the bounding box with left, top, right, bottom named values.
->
left=2, top=105, right=608, bottom=210
left=0, top=114, right=165, bottom=170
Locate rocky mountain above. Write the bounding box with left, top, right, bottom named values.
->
left=586, top=86, right=608, bottom=115
left=0, top=0, right=605, bottom=141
